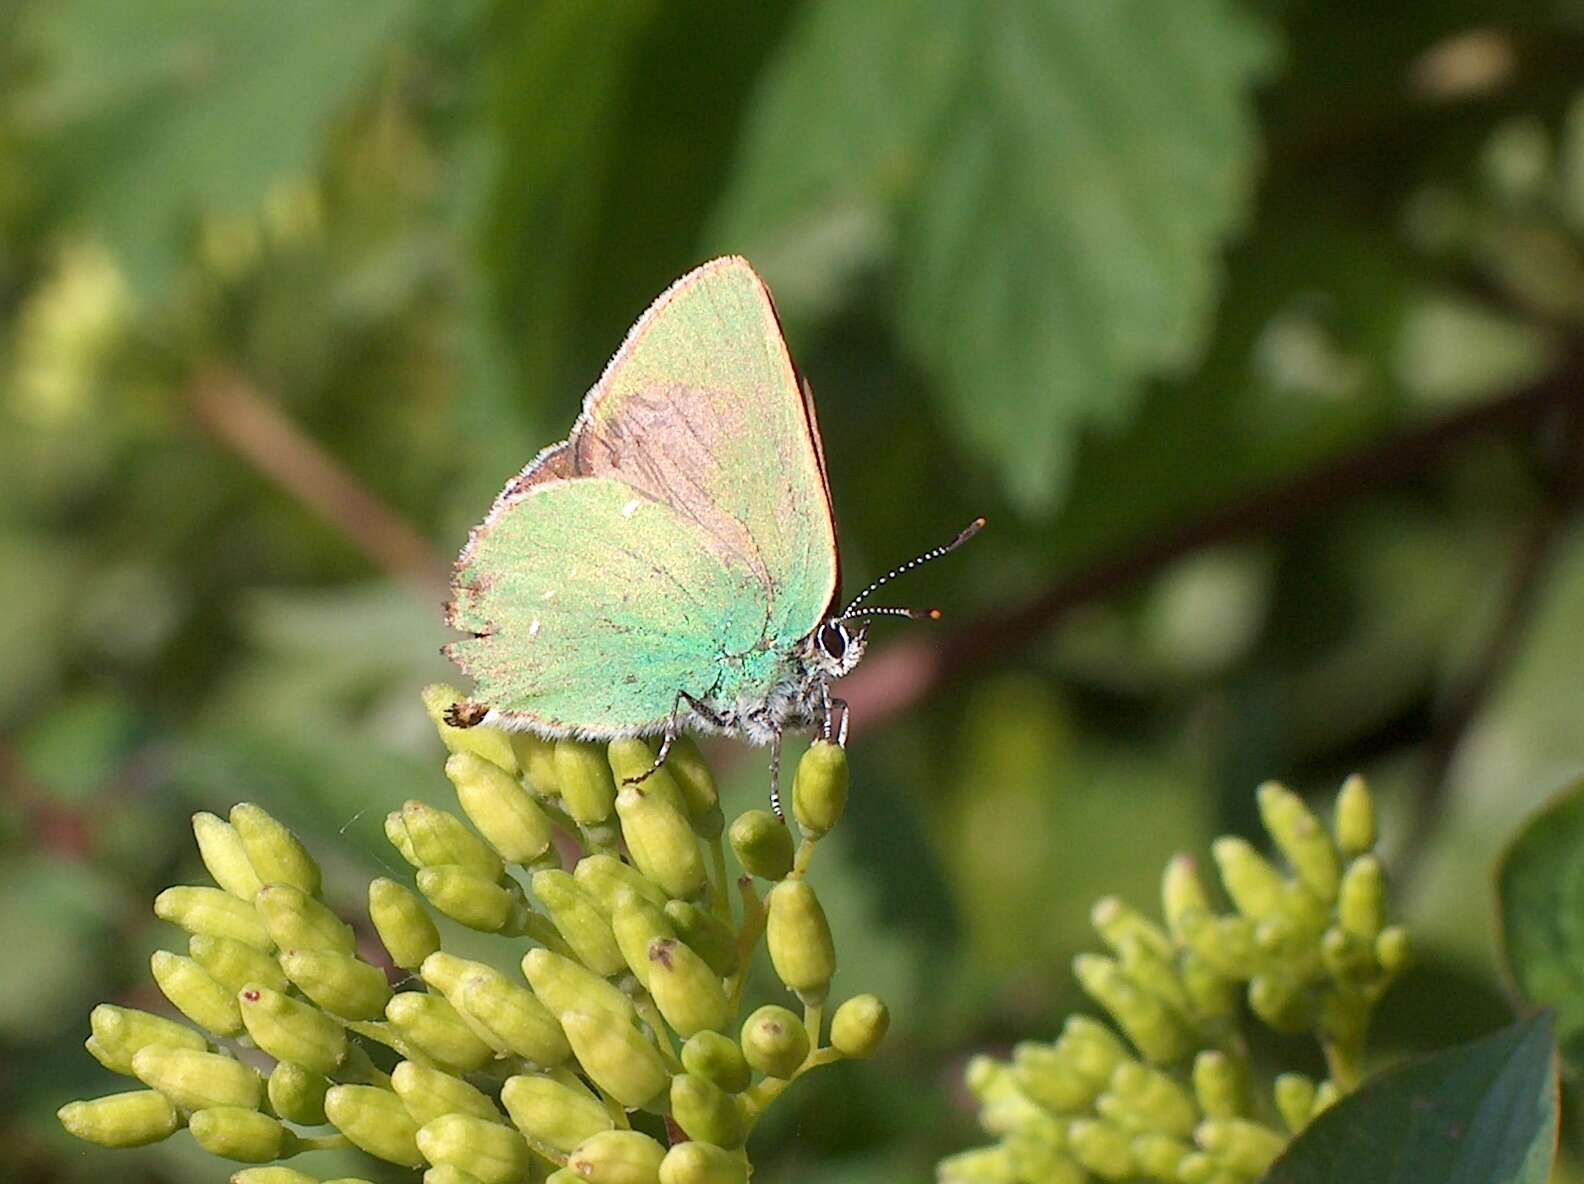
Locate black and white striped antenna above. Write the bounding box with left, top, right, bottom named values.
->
left=838, top=517, right=985, bottom=621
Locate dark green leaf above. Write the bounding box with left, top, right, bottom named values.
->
left=1261, top=1013, right=1558, bottom=1184
left=1498, top=777, right=1584, bottom=1073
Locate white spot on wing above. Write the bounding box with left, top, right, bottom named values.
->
left=621, top=498, right=641, bottom=518
left=529, top=618, right=541, bottom=637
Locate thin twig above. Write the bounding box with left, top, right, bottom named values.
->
left=183, top=366, right=447, bottom=595
left=842, top=351, right=1584, bottom=736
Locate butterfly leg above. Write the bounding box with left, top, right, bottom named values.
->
left=819, top=681, right=851, bottom=747
left=620, top=690, right=727, bottom=787
left=768, top=730, right=784, bottom=821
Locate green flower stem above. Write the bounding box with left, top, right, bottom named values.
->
left=1322, top=1035, right=1363, bottom=1093
left=634, top=994, right=684, bottom=1071
left=338, top=1043, right=392, bottom=1090
left=803, top=1001, right=824, bottom=1051
left=740, top=1047, right=844, bottom=1124
left=344, top=1020, right=425, bottom=1066
left=728, top=878, right=767, bottom=1007
left=708, top=832, right=733, bottom=927
left=791, top=835, right=819, bottom=880
left=294, top=1133, right=352, bottom=1154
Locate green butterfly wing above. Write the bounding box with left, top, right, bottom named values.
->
left=446, top=257, right=838, bottom=735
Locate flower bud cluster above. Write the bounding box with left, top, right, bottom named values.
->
left=59, top=684, right=888, bottom=1184
left=940, top=775, right=1408, bottom=1184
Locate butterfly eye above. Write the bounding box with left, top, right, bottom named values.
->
left=818, top=622, right=847, bottom=660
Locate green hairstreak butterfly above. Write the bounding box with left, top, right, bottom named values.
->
left=444, top=257, right=981, bottom=812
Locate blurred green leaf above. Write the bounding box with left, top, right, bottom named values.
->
left=716, top=0, right=1273, bottom=512
left=0, top=856, right=119, bottom=1041
left=1498, top=777, right=1584, bottom=1073
left=22, top=0, right=417, bottom=293
left=1263, top=1012, right=1557, bottom=1183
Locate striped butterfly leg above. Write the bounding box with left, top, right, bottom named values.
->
left=819, top=681, right=851, bottom=747
left=620, top=690, right=727, bottom=787
left=768, top=730, right=783, bottom=821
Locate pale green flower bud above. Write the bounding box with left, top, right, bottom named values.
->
left=368, top=878, right=441, bottom=970
left=1091, top=897, right=1173, bottom=961
left=1311, top=1079, right=1340, bottom=1115
left=1102, top=1060, right=1196, bottom=1137
left=269, top=1060, right=329, bottom=1125
left=608, top=739, right=689, bottom=816
left=394, top=801, right=504, bottom=880
left=392, top=1060, right=502, bottom=1126
left=1113, top=936, right=1193, bottom=1023
left=792, top=740, right=848, bottom=838
left=1257, top=782, right=1341, bottom=902
left=664, top=900, right=739, bottom=977
left=1211, top=837, right=1285, bottom=922
left=192, top=813, right=265, bottom=901
left=1248, top=973, right=1314, bottom=1034
left=1056, top=1015, right=1128, bottom=1086
left=87, top=1003, right=207, bottom=1076
left=1376, top=924, right=1412, bottom=975
left=385, top=992, right=495, bottom=1072
left=1161, top=856, right=1212, bottom=941
left=555, top=740, right=618, bottom=824
left=1195, top=1117, right=1286, bottom=1175
left=1179, top=950, right=1237, bottom=1024
left=324, top=1083, right=425, bottom=1167
left=740, top=1005, right=809, bottom=1078
left=728, top=809, right=793, bottom=881
left=1191, top=1050, right=1247, bottom=1120
left=152, top=950, right=243, bottom=1036
left=616, top=786, right=707, bottom=899
left=418, top=1113, right=534, bottom=1184
left=446, top=752, right=554, bottom=865
left=58, top=1090, right=178, bottom=1148
left=522, top=947, right=637, bottom=1027
left=1338, top=854, right=1386, bottom=940
left=1174, top=1152, right=1219, bottom=1184
left=1175, top=910, right=1256, bottom=979
left=1320, top=926, right=1373, bottom=984
left=569, top=1129, right=666, bottom=1184
left=1073, top=954, right=1193, bottom=1064
left=501, top=1073, right=613, bottom=1152
left=670, top=1072, right=745, bottom=1147
left=190, top=1106, right=294, bottom=1162
left=766, top=879, right=836, bottom=1004
left=239, top=983, right=347, bottom=1074
left=425, top=1168, right=485, bottom=1184
left=561, top=1010, right=670, bottom=1109
left=533, top=868, right=626, bottom=975
left=131, top=1045, right=263, bottom=1112
left=1130, top=1132, right=1192, bottom=1179
left=647, top=937, right=732, bottom=1037
left=231, top=1170, right=324, bottom=1184
left=230, top=803, right=321, bottom=897
left=1011, top=1042, right=1099, bottom=1112
left=937, top=1145, right=1016, bottom=1183
left=967, top=1056, right=1050, bottom=1134
left=280, top=948, right=392, bottom=1021
left=456, top=972, right=571, bottom=1067
left=681, top=1030, right=751, bottom=1093
left=612, top=892, right=677, bottom=989
left=1068, top=1118, right=1135, bottom=1178
left=255, top=883, right=356, bottom=955
left=830, top=994, right=889, bottom=1058
left=665, top=736, right=722, bottom=829
left=1274, top=1071, right=1317, bottom=1131
left=156, top=885, right=272, bottom=950
left=659, top=1140, right=749, bottom=1184
left=190, top=934, right=289, bottom=995
left=423, top=684, right=520, bottom=775
left=1334, top=773, right=1375, bottom=858
left=509, top=731, right=558, bottom=796
left=545, top=1172, right=582, bottom=1184
left=418, top=864, right=522, bottom=933
left=574, top=853, right=669, bottom=914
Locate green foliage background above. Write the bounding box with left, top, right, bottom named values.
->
left=3, top=2, right=1584, bottom=1180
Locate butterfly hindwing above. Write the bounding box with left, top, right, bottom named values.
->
left=447, top=478, right=765, bottom=736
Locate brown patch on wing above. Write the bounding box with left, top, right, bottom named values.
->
left=444, top=700, right=490, bottom=729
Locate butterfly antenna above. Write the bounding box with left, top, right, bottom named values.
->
left=839, top=517, right=986, bottom=620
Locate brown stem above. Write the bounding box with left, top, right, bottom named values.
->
left=183, top=366, right=447, bottom=595
left=842, top=352, right=1584, bottom=736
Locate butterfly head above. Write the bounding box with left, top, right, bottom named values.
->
left=810, top=618, right=868, bottom=678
